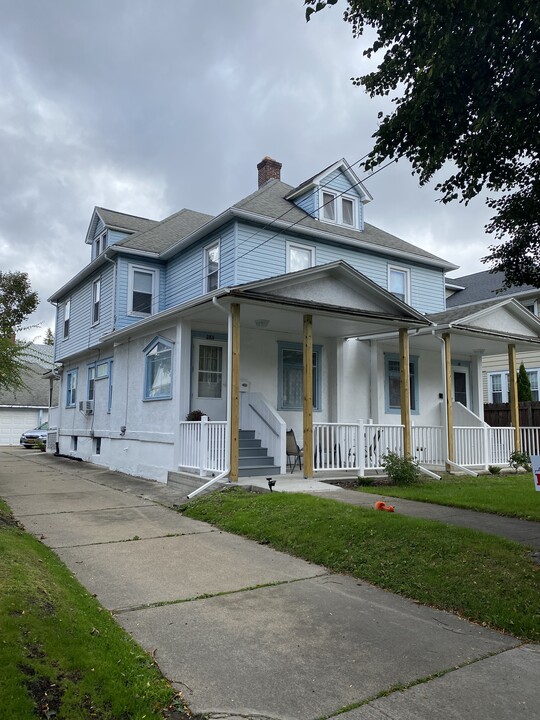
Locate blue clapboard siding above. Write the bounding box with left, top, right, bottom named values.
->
left=165, top=221, right=236, bottom=308
left=55, top=263, right=115, bottom=361
left=295, top=190, right=317, bottom=217
left=116, top=256, right=165, bottom=330
left=93, top=218, right=105, bottom=239
left=108, top=229, right=130, bottom=246
left=235, top=222, right=445, bottom=313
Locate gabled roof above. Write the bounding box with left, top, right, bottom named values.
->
left=84, top=207, right=158, bottom=244
left=117, top=208, right=214, bottom=254
left=428, top=298, right=540, bottom=343
left=284, top=158, right=373, bottom=204
left=446, top=270, right=537, bottom=308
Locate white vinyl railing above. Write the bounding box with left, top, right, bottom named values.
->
left=313, top=423, right=360, bottom=471
left=411, top=426, right=445, bottom=466
left=178, top=417, right=227, bottom=476
left=520, top=427, right=540, bottom=457
left=240, top=392, right=286, bottom=474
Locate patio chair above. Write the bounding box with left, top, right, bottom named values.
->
left=286, top=429, right=303, bottom=473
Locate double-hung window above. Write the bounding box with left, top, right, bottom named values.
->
left=204, top=241, right=219, bottom=292
left=92, top=278, right=101, bottom=325
left=63, top=299, right=71, bottom=339
left=320, top=190, right=357, bottom=228
left=128, top=266, right=158, bottom=316
left=144, top=338, right=173, bottom=400
left=66, top=369, right=78, bottom=407
left=278, top=341, right=322, bottom=411
left=286, top=241, right=315, bottom=273
left=384, top=353, right=418, bottom=413
left=94, top=231, right=107, bottom=259
left=388, top=266, right=410, bottom=304
left=87, top=366, right=96, bottom=401
left=489, top=369, right=540, bottom=402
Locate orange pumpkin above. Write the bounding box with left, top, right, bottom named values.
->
left=374, top=501, right=387, bottom=510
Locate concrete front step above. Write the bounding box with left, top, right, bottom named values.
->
left=238, top=465, right=281, bottom=478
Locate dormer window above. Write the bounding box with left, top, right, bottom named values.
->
left=94, top=231, right=107, bottom=259
left=320, top=190, right=357, bottom=228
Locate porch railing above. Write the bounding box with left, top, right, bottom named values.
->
left=178, top=417, right=227, bottom=476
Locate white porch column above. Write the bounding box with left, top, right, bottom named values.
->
left=173, top=319, right=191, bottom=469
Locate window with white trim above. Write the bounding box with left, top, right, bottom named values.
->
left=286, top=241, right=315, bottom=273
left=92, top=278, right=101, bottom=325
left=320, top=190, right=357, bottom=228
left=278, top=342, right=322, bottom=411
left=144, top=338, right=173, bottom=400
left=63, top=298, right=71, bottom=339
left=384, top=353, right=419, bottom=413
left=128, top=266, right=158, bottom=316
left=66, top=369, right=77, bottom=407
left=204, top=241, right=219, bottom=292
left=489, top=369, right=540, bottom=403
left=388, top=266, right=410, bottom=304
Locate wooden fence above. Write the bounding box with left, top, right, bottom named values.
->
left=484, top=401, right=540, bottom=427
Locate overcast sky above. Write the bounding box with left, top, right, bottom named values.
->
left=1, top=0, right=494, bottom=341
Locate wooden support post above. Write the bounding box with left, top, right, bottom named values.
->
left=443, top=332, right=454, bottom=469
left=303, top=314, right=314, bottom=478
left=508, top=343, right=520, bottom=451
left=399, top=328, right=411, bottom=457
left=229, top=303, right=241, bottom=482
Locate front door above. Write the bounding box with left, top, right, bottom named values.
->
left=453, top=367, right=469, bottom=408
left=191, top=339, right=227, bottom=420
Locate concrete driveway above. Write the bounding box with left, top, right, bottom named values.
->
left=1, top=448, right=538, bottom=720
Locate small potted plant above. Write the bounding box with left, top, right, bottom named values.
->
left=35, top=440, right=46, bottom=452
left=185, top=409, right=210, bottom=421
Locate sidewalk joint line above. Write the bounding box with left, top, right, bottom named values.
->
left=112, top=573, right=331, bottom=615
left=319, top=644, right=526, bottom=719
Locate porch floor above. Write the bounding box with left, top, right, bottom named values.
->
left=236, top=467, right=357, bottom=493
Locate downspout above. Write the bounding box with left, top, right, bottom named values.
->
left=187, top=295, right=232, bottom=498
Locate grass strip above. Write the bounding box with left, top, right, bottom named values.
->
left=356, top=473, right=540, bottom=521
left=0, top=498, right=187, bottom=720
left=184, top=489, right=540, bottom=641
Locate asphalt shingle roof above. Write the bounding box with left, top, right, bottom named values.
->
left=234, top=179, right=453, bottom=268
left=117, top=208, right=214, bottom=253
left=446, top=270, right=537, bottom=307
left=96, top=207, right=158, bottom=234
left=428, top=299, right=514, bottom=324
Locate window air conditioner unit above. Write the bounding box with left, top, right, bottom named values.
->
left=78, top=400, right=94, bottom=414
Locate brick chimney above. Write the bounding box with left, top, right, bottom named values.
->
left=257, top=156, right=282, bottom=188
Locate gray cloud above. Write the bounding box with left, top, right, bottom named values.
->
left=0, top=0, right=493, bottom=341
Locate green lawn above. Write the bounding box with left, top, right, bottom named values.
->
left=0, top=499, right=188, bottom=720
left=356, top=473, right=540, bottom=521
left=184, top=489, right=540, bottom=641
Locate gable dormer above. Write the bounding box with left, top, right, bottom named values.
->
left=285, top=159, right=372, bottom=231
left=84, top=207, right=157, bottom=262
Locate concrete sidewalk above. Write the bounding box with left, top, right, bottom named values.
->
left=1, top=448, right=539, bottom=720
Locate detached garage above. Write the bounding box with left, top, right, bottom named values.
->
left=0, top=345, right=58, bottom=446
left=0, top=406, right=47, bottom=445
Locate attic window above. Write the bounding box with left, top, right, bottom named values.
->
left=320, top=190, right=357, bottom=228
left=95, top=231, right=107, bottom=258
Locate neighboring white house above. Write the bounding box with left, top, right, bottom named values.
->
left=48, top=158, right=540, bottom=483
left=0, top=344, right=58, bottom=445
left=446, top=271, right=540, bottom=403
